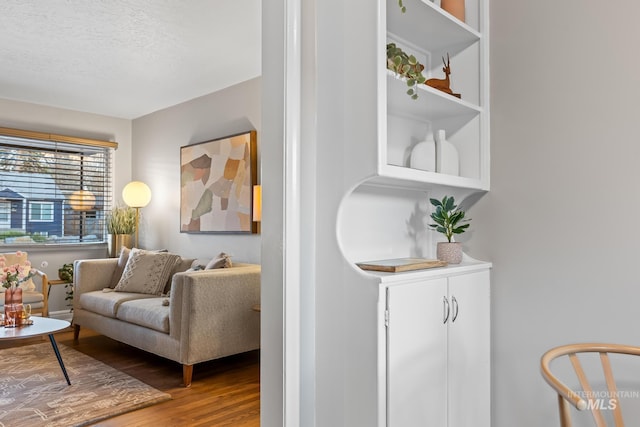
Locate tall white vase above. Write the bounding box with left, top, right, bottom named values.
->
left=435, top=130, right=459, bottom=176
left=409, top=131, right=436, bottom=171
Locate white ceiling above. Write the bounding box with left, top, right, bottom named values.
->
left=0, top=0, right=262, bottom=119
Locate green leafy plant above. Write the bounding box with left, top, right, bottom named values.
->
left=397, top=0, right=406, bottom=13
left=58, top=263, right=74, bottom=311
left=58, top=263, right=73, bottom=282
left=428, top=196, right=471, bottom=242
left=107, top=206, right=136, bottom=235
left=386, top=43, right=426, bottom=100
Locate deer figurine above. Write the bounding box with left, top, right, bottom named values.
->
left=426, top=54, right=461, bottom=98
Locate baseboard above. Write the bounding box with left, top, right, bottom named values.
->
left=48, top=310, right=73, bottom=322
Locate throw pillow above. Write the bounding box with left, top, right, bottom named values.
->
left=114, top=248, right=181, bottom=295
left=163, top=257, right=196, bottom=295
left=0, top=252, right=36, bottom=292
left=109, top=246, right=131, bottom=288
left=205, top=252, right=232, bottom=270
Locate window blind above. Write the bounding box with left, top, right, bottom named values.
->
left=0, top=128, right=116, bottom=245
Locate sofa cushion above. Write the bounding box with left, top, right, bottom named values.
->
left=115, top=249, right=181, bottom=295
left=116, top=298, right=170, bottom=333
left=79, top=290, right=158, bottom=318
left=108, top=246, right=131, bottom=288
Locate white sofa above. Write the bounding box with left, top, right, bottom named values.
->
left=72, top=257, right=260, bottom=386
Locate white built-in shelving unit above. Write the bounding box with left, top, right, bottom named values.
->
left=334, top=0, right=491, bottom=425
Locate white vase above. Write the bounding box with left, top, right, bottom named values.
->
left=409, top=132, right=436, bottom=171
left=435, top=130, right=459, bottom=176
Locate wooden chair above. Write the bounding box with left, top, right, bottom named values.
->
left=540, top=343, right=640, bottom=427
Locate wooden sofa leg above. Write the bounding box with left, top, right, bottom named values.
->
left=183, top=364, right=193, bottom=387
left=73, top=324, right=80, bottom=343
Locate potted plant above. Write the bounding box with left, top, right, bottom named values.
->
left=428, top=195, right=470, bottom=264
left=387, top=43, right=426, bottom=100
left=106, top=206, right=136, bottom=257
left=58, top=263, right=74, bottom=311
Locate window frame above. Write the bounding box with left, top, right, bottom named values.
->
left=28, top=201, right=54, bottom=223
left=0, top=126, right=118, bottom=247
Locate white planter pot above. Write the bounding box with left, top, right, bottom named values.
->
left=437, top=242, right=462, bottom=264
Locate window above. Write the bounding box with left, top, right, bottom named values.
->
left=28, top=202, right=54, bottom=222
left=0, top=202, right=10, bottom=229
left=0, top=127, right=117, bottom=245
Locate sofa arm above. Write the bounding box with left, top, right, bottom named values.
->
left=169, top=265, right=261, bottom=364
left=73, top=258, right=118, bottom=300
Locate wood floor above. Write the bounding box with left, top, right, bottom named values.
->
left=1, top=327, right=260, bottom=427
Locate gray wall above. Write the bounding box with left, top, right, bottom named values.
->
left=468, top=0, right=640, bottom=425
left=131, top=77, right=262, bottom=263
left=0, top=98, right=133, bottom=313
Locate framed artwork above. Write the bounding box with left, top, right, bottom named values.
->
left=180, top=130, right=257, bottom=233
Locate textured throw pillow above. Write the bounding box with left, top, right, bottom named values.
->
left=205, top=252, right=232, bottom=269
left=114, top=249, right=181, bottom=295
left=163, top=257, right=196, bottom=295
left=109, top=246, right=131, bottom=288
left=0, top=252, right=36, bottom=292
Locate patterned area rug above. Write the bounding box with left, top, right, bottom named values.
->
left=0, top=342, right=171, bottom=427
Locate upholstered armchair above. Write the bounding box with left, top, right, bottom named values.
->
left=0, top=252, right=49, bottom=316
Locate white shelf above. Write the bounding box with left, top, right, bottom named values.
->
left=386, top=0, right=480, bottom=52
left=387, top=72, right=481, bottom=122
left=373, top=164, right=486, bottom=191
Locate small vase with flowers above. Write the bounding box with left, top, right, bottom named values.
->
left=0, top=252, right=35, bottom=327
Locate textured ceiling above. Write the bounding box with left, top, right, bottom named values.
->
left=0, top=0, right=261, bottom=119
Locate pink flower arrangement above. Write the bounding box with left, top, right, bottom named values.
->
left=0, top=251, right=34, bottom=290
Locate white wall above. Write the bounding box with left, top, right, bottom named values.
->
left=0, top=98, right=133, bottom=312
left=468, top=1, right=640, bottom=425
left=131, top=78, right=262, bottom=263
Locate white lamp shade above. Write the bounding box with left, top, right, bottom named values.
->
left=69, top=189, right=96, bottom=211
left=122, top=181, right=151, bottom=208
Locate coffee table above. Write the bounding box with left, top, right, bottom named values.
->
left=0, top=317, right=71, bottom=385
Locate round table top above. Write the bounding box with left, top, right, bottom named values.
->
left=0, top=316, right=70, bottom=340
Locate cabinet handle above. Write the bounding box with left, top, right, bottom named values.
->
left=452, top=296, right=459, bottom=323
left=443, top=296, right=450, bottom=324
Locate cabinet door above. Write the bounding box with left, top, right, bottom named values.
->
left=447, top=270, right=490, bottom=427
left=387, top=278, right=448, bottom=426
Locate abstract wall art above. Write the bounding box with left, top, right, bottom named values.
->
left=180, top=130, right=257, bottom=233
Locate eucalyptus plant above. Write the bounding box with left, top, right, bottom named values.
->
left=428, top=196, right=470, bottom=242
left=398, top=0, right=406, bottom=13
left=386, top=43, right=426, bottom=100
left=107, top=206, right=136, bottom=235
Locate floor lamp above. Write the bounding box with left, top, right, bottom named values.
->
left=122, top=181, right=151, bottom=248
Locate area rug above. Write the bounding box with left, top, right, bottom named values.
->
left=0, top=342, right=171, bottom=427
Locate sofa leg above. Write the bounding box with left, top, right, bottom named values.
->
left=183, top=364, right=193, bottom=387
left=73, top=324, right=80, bottom=343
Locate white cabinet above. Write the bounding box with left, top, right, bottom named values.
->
left=386, top=269, right=490, bottom=427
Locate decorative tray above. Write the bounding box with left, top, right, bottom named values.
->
left=356, top=257, right=447, bottom=273
left=0, top=319, right=33, bottom=327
